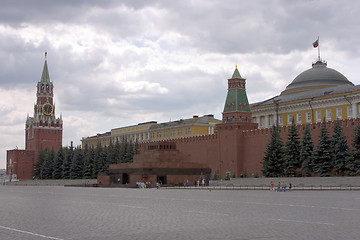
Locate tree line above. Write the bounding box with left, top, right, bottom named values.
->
left=33, top=139, right=140, bottom=179
left=262, top=119, right=360, bottom=177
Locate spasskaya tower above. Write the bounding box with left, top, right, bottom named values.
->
left=6, top=52, right=63, bottom=180
left=26, top=52, right=63, bottom=153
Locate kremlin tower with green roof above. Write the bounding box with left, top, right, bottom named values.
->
left=222, top=66, right=253, bottom=125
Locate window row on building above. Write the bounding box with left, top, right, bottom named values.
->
left=81, top=115, right=220, bottom=148
left=253, top=102, right=359, bottom=129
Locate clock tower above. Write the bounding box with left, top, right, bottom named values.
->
left=7, top=52, right=63, bottom=180
left=25, top=52, right=63, bottom=156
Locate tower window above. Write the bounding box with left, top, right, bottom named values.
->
left=306, top=112, right=311, bottom=123
left=316, top=110, right=321, bottom=122
left=260, top=116, right=265, bottom=128
left=269, top=115, right=274, bottom=126
left=287, top=114, right=293, bottom=125
left=336, top=107, right=342, bottom=119
left=278, top=115, right=283, bottom=126
left=326, top=109, right=331, bottom=120
left=177, top=128, right=183, bottom=136
left=347, top=106, right=353, bottom=118
left=296, top=113, right=302, bottom=124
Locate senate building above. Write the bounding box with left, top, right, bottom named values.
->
left=251, top=58, right=359, bottom=128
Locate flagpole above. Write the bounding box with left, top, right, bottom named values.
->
left=317, top=36, right=320, bottom=61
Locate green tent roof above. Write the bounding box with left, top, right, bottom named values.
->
left=40, top=60, right=51, bottom=83
left=38, top=52, right=53, bottom=86
left=231, top=67, right=242, bottom=79
left=223, top=89, right=250, bottom=112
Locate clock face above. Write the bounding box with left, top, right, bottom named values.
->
left=42, top=103, right=54, bottom=115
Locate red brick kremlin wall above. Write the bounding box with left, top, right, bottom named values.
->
left=140, top=118, right=360, bottom=179
left=240, top=118, right=360, bottom=177
left=6, top=150, right=35, bottom=180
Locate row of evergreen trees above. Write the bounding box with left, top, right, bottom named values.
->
left=33, top=139, right=140, bottom=179
left=262, top=119, right=360, bottom=177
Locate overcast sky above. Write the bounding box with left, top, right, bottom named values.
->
left=1, top=0, right=360, bottom=169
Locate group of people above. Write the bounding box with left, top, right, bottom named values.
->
left=136, top=181, right=157, bottom=189
left=194, top=179, right=206, bottom=187
left=182, top=179, right=207, bottom=187
left=270, top=181, right=292, bottom=192
left=135, top=179, right=165, bottom=189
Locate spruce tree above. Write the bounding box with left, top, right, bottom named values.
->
left=53, top=147, right=65, bottom=179
left=107, top=140, right=117, bottom=164
left=41, top=149, right=56, bottom=179
left=313, top=119, right=332, bottom=176
left=114, top=139, right=122, bottom=163
left=284, top=120, right=300, bottom=177
left=100, top=145, right=109, bottom=173
left=346, top=123, right=360, bottom=176
left=332, top=120, right=350, bottom=176
left=70, top=147, right=84, bottom=179
left=83, top=145, right=95, bottom=179
left=33, top=149, right=46, bottom=179
left=262, top=125, right=285, bottom=177
left=300, top=124, right=314, bottom=177
left=120, top=137, right=128, bottom=162
left=125, top=140, right=134, bottom=162
left=62, top=146, right=73, bottom=179
left=93, top=143, right=103, bottom=176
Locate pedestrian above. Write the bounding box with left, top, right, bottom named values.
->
left=270, top=181, right=274, bottom=191
left=277, top=182, right=281, bottom=192
left=289, top=183, right=292, bottom=191
left=202, top=178, right=205, bottom=187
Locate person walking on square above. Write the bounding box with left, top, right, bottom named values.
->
left=270, top=181, right=274, bottom=191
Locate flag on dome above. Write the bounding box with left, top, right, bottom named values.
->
left=313, top=38, right=319, bottom=48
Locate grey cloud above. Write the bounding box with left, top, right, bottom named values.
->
left=2, top=1, right=360, bottom=56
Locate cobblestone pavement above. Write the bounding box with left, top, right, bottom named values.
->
left=0, top=186, right=359, bottom=240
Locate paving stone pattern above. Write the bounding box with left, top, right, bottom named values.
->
left=0, top=186, right=359, bottom=240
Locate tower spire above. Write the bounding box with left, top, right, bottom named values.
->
left=40, top=52, right=51, bottom=83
